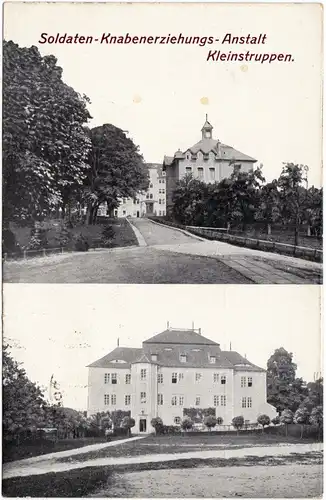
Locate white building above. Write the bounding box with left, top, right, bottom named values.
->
left=87, top=327, right=276, bottom=433
left=163, top=116, right=257, bottom=214
left=98, top=163, right=166, bottom=218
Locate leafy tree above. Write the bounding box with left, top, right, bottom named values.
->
left=3, top=344, right=47, bottom=441
left=267, top=347, right=307, bottom=413
left=204, top=415, right=217, bottom=431
left=294, top=407, right=310, bottom=438
left=302, top=187, right=323, bottom=237
left=256, top=180, right=281, bottom=234
left=271, top=416, right=280, bottom=425
left=171, top=174, right=208, bottom=226
left=151, top=417, right=164, bottom=434
left=280, top=409, right=294, bottom=436
left=309, top=406, right=323, bottom=440
left=3, top=40, right=91, bottom=228
left=232, top=415, right=244, bottom=434
left=277, top=163, right=308, bottom=245
left=84, top=124, right=149, bottom=224
left=181, top=416, right=193, bottom=431
left=257, top=414, right=271, bottom=433
left=303, top=378, right=323, bottom=410
left=121, top=416, right=135, bottom=436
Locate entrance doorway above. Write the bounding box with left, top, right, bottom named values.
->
left=137, top=211, right=140, bottom=217
left=139, top=418, right=147, bottom=433
left=146, top=202, right=154, bottom=215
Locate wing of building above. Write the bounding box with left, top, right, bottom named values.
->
left=87, top=327, right=276, bottom=433
left=163, top=116, right=257, bottom=214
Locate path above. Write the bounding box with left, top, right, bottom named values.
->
left=3, top=219, right=322, bottom=284
left=3, top=442, right=323, bottom=479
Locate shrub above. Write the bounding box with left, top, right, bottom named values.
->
left=280, top=409, right=294, bottom=436
left=27, top=227, right=48, bottom=250
left=271, top=416, right=280, bottom=425
left=2, top=228, right=20, bottom=254
left=204, top=415, right=217, bottom=431
left=294, top=407, right=310, bottom=438
left=121, top=416, right=135, bottom=436
left=232, top=416, right=244, bottom=433
left=309, top=406, right=323, bottom=439
left=151, top=417, right=164, bottom=434
left=257, top=414, right=271, bottom=432
left=101, top=225, right=115, bottom=247
left=55, top=223, right=73, bottom=248
left=181, top=416, right=193, bottom=432
left=73, top=234, right=89, bottom=252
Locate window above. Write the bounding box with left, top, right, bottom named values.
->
left=162, top=190, right=165, bottom=194
left=125, top=374, right=131, bottom=384
left=159, top=199, right=162, bottom=204
left=220, top=395, right=226, bottom=406
left=171, top=396, right=177, bottom=406
left=234, top=164, right=241, bottom=172
left=140, top=369, right=147, bottom=381
left=197, top=167, right=204, bottom=179
left=172, top=372, right=177, bottom=384
left=159, top=211, right=162, bottom=216
left=186, top=167, right=192, bottom=174
left=146, top=193, right=150, bottom=199
left=159, top=179, right=161, bottom=184
left=241, top=376, right=247, bottom=388
left=248, top=377, right=253, bottom=387
left=209, top=168, right=216, bottom=181
left=186, top=153, right=191, bottom=160
left=195, top=373, right=202, bottom=382
left=242, top=397, right=252, bottom=408
left=157, top=393, right=163, bottom=405
left=158, top=373, right=163, bottom=383
left=111, top=373, right=117, bottom=385
left=150, top=183, right=153, bottom=188
left=247, top=397, right=252, bottom=408
left=209, top=356, right=216, bottom=364
left=104, top=373, right=110, bottom=384
left=216, top=417, right=223, bottom=425
left=111, top=394, right=116, bottom=405
left=104, top=394, right=110, bottom=405
left=150, top=193, right=153, bottom=199
left=179, top=396, right=184, bottom=406
left=174, top=416, right=181, bottom=424
left=213, top=373, right=219, bottom=383
left=221, top=375, right=226, bottom=385
left=214, top=395, right=219, bottom=407
left=180, top=354, right=187, bottom=363
left=178, top=373, right=184, bottom=381
left=151, top=354, right=158, bottom=361
left=125, top=395, right=131, bottom=405
left=140, top=392, right=146, bottom=403
left=162, top=178, right=165, bottom=183
left=195, top=396, right=201, bottom=406
left=122, top=198, right=127, bottom=204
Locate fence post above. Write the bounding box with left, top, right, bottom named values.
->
left=43, top=248, right=46, bottom=257
left=23, top=250, right=27, bottom=259
left=4, top=253, right=7, bottom=262
left=61, top=247, right=64, bottom=254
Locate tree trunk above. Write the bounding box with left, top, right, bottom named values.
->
left=267, top=223, right=272, bottom=235
left=307, top=225, right=311, bottom=237
left=300, top=424, right=304, bottom=439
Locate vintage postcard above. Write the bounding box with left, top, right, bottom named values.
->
left=2, top=2, right=323, bottom=499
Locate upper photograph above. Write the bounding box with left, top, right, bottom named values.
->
left=2, top=3, right=322, bottom=284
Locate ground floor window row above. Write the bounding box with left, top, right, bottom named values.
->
left=104, top=394, right=253, bottom=408
left=159, top=394, right=227, bottom=407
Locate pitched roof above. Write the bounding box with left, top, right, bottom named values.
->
left=88, top=347, right=142, bottom=368
left=143, top=328, right=219, bottom=346
left=188, top=140, right=256, bottom=162
left=222, top=351, right=265, bottom=372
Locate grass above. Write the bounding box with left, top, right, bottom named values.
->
left=57, top=432, right=318, bottom=464
left=3, top=452, right=322, bottom=497
left=9, top=218, right=138, bottom=253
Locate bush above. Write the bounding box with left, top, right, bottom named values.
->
left=27, top=227, right=48, bottom=250
left=204, top=415, right=217, bottom=431
left=54, top=222, right=73, bottom=248
left=271, top=416, right=280, bottom=425
left=101, top=225, right=115, bottom=247
left=73, top=234, right=89, bottom=252
left=232, top=416, right=244, bottom=432
left=121, top=416, right=135, bottom=436
left=181, top=416, right=193, bottom=431
left=151, top=417, right=164, bottom=434
left=2, top=228, right=20, bottom=254
left=257, top=414, right=271, bottom=432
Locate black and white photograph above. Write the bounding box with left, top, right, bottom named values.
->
left=2, top=2, right=322, bottom=284
left=2, top=285, right=323, bottom=497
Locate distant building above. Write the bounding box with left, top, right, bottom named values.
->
left=163, top=116, right=257, bottom=214
left=98, top=163, right=166, bottom=218
left=87, top=327, right=276, bottom=433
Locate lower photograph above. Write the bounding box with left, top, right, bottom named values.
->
left=2, top=284, right=323, bottom=498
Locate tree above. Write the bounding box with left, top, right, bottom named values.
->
left=151, top=417, right=164, bottom=434
left=294, top=407, right=310, bottom=438
left=257, top=414, right=271, bottom=433
left=84, top=124, right=149, bottom=224
left=204, top=415, right=217, bottom=432
left=267, top=347, right=307, bottom=413
left=121, top=416, right=135, bottom=437
left=171, top=174, right=208, bottom=226
left=3, top=344, right=47, bottom=441
left=271, top=416, right=280, bottom=425
left=256, top=180, right=281, bottom=234
left=277, top=163, right=308, bottom=246
left=181, top=416, right=193, bottom=432
left=309, top=406, right=323, bottom=440
left=232, top=416, right=244, bottom=434
left=3, top=40, right=91, bottom=228
left=280, top=409, right=294, bottom=436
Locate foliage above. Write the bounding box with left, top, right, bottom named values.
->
left=203, top=415, right=217, bottom=430
left=309, top=406, right=323, bottom=428
left=73, top=233, right=89, bottom=252
left=3, top=40, right=91, bottom=226
left=280, top=409, right=294, bottom=436
left=26, top=227, right=48, bottom=250
left=257, top=414, right=271, bottom=431
left=151, top=417, right=164, bottom=434
left=121, top=416, right=135, bottom=435
left=267, top=347, right=307, bottom=413
left=232, top=416, right=244, bottom=432
left=84, top=124, right=149, bottom=224
left=271, top=416, right=280, bottom=425
left=294, top=407, right=310, bottom=438
left=181, top=416, right=194, bottom=431
left=100, top=224, right=115, bottom=247
left=183, top=407, right=216, bottom=423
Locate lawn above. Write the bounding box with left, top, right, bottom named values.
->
left=8, top=218, right=138, bottom=254
left=56, top=432, right=318, bottom=464
left=2, top=451, right=322, bottom=497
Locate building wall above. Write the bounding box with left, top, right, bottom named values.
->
left=88, top=363, right=276, bottom=432
left=178, top=158, right=254, bottom=184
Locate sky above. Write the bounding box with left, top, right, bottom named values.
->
left=3, top=284, right=322, bottom=411
left=3, top=2, right=323, bottom=186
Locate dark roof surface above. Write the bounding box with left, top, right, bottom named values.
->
left=88, top=347, right=142, bottom=368
left=143, top=329, right=219, bottom=346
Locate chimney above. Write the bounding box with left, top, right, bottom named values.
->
left=229, top=342, right=232, bottom=351
left=192, top=321, right=195, bottom=330
left=198, top=328, right=201, bottom=335
left=167, top=321, right=170, bottom=329
left=117, top=338, right=119, bottom=347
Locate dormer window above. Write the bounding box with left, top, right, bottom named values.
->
left=180, top=354, right=187, bottom=363
left=151, top=354, right=158, bottom=361
left=209, top=356, right=216, bottom=364
left=186, top=152, right=191, bottom=160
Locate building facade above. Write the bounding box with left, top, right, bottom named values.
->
left=163, top=116, right=257, bottom=214
left=87, top=327, right=276, bottom=433
left=98, top=163, right=166, bottom=218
